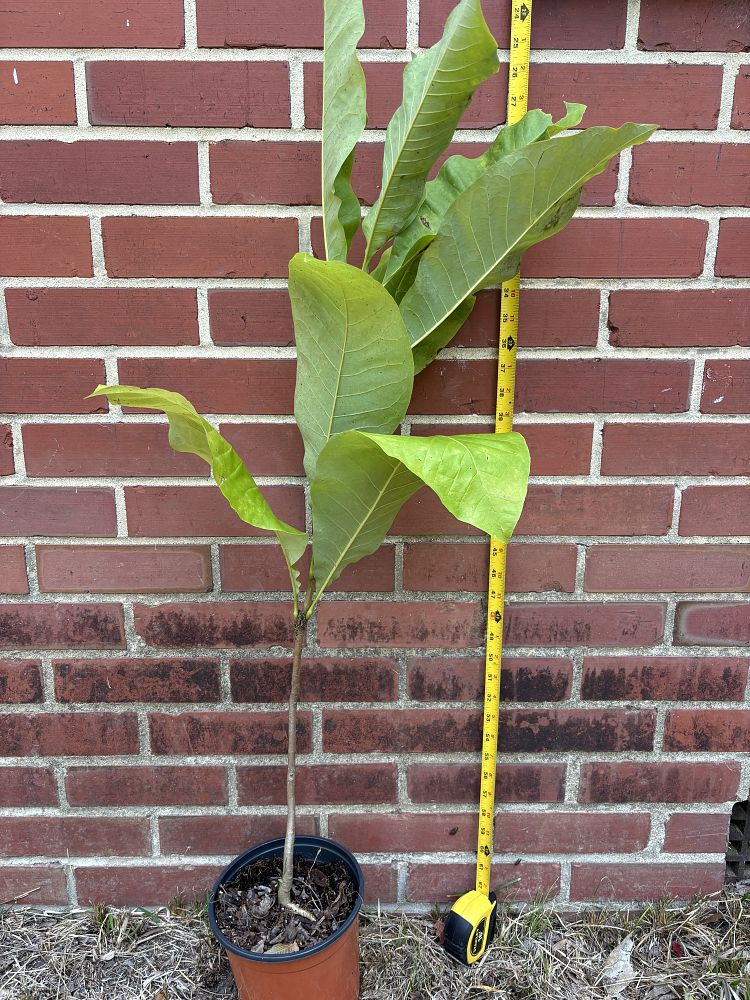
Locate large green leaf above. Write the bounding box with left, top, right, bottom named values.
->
left=321, top=0, right=367, bottom=261
left=361, top=0, right=499, bottom=267
left=310, top=429, right=530, bottom=601
left=88, top=385, right=308, bottom=593
left=290, top=253, right=414, bottom=479
left=399, top=123, right=656, bottom=368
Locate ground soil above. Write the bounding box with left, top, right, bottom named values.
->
left=213, top=853, right=358, bottom=955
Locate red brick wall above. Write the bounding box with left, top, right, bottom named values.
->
left=0, top=0, right=748, bottom=909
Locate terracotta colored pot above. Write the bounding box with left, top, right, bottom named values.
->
left=208, top=835, right=364, bottom=1000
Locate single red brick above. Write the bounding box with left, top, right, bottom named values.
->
left=408, top=656, right=573, bottom=702
left=88, top=61, right=290, bottom=127
left=408, top=862, right=560, bottom=904
left=0, top=0, right=184, bottom=46
left=76, top=865, right=220, bottom=906
left=733, top=67, right=750, bottom=128
left=220, top=424, right=304, bottom=476
left=680, top=487, right=750, bottom=536
left=24, top=424, right=205, bottom=478
left=421, top=0, right=626, bottom=49
left=0, top=141, right=198, bottom=205
left=317, top=600, right=484, bottom=649
left=639, top=1, right=750, bottom=51
left=125, top=486, right=303, bottom=538
left=160, top=814, right=318, bottom=856
left=0, top=712, right=138, bottom=756
left=102, top=216, right=297, bottom=278
left=581, top=656, right=748, bottom=702
left=608, top=290, right=750, bottom=348
left=0, top=866, right=67, bottom=905
left=208, top=289, right=295, bottom=347
left=66, top=765, right=227, bottom=806
left=603, top=424, right=750, bottom=477
left=0, top=767, right=57, bottom=807
left=230, top=657, right=398, bottom=703
left=664, top=814, right=730, bottom=853
left=517, top=485, right=674, bottom=536
left=324, top=708, right=655, bottom=753
left=237, top=763, right=398, bottom=806
left=0, top=425, right=13, bottom=476
left=585, top=545, right=750, bottom=593
left=0, top=61, right=75, bottom=125
left=403, top=542, right=577, bottom=594
left=54, top=657, right=221, bottom=704
left=0, top=660, right=43, bottom=703
left=149, top=711, right=310, bottom=755
left=331, top=812, right=478, bottom=853
left=675, top=602, right=750, bottom=647
left=523, top=219, right=708, bottom=279
left=502, top=811, right=651, bottom=853
left=7, top=288, right=199, bottom=347
left=631, top=144, right=750, bottom=207
left=0, top=547, right=28, bottom=595
left=0, top=603, right=124, bottom=650
left=0, top=817, right=150, bottom=857
left=407, top=763, right=566, bottom=804
left=665, top=708, right=750, bottom=752
left=411, top=422, right=593, bottom=477
left=37, top=544, right=212, bottom=594
left=579, top=761, right=741, bottom=803
left=702, top=360, right=750, bottom=413
left=220, top=543, right=393, bottom=593
left=571, top=863, right=725, bottom=902
left=0, top=359, right=104, bottom=413
left=0, top=217, right=92, bottom=277
left=504, top=602, right=664, bottom=648
left=198, top=0, right=404, bottom=47
left=715, top=219, right=750, bottom=276
left=211, top=141, right=322, bottom=206
left=135, top=602, right=293, bottom=649
left=453, top=288, right=600, bottom=349
left=0, top=488, right=116, bottom=538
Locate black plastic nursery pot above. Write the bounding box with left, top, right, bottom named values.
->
left=208, top=835, right=365, bottom=1000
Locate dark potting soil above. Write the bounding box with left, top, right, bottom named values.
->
left=214, top=853, right=358, bottom=955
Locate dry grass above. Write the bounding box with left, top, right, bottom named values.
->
left=1, top=885, right=748, bottom=999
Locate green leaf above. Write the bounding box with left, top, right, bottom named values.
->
left=310, top=429, right=529, bottom=600
left=289, top=253, right=414, bottom=479
left=88, top=385, right=308, bottom=591
left=545, top=101, right=586, bottom=137
left=411, top=296, right=476, bottom=373
left=400, top=122, right=657, bottom=362
left=321, top=0, right=367, bottom=261
left=361, top=0, right=499, bottom=266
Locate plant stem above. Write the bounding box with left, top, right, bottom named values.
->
left=277, top=579, right=315, bottom=920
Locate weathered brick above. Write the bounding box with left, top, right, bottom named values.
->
left=0, top=141, right=198, bottom=205
left=66, top=765, right=227, bottom=806
left=680, top=487, right=750, bottom=536
left=408, top=862, right=560, bottom=903
left=407, top=763, right=566, bottom=804
left=581, top=656, right=748, bottom=702
left=208, top=289, right=295, bottom=347
left=237, top=763, right=398, bottom=806
left=403, top=542, right=577, bottom=593
left=715, top=219, right=750, bottom=276
left=0, top=61, right=75, bottom=125
left=702, top=360, right=750, bottom=413
left=664, top=814, right=730, bottom=853
left=0, top=426, right=13, bottom=477
left=0, top=660, right=43, bottom=703
left=0, top=817, right=150, bottom=857
left=0, top=767, right=58, bottom=807
left=37, top=545, right=212, bottom=594
left=149, top=711, right=310, bottom=755
left=571, top=863, right=725, bottom=901
left=88, top=61, right=290, bottom=126
left=221, top=424, right=305, bottom=475
left=102, top=217, right=298, bottom=278
left=665, top=708, right=750, bottom=752
left=0, top=547, right=28, bottom=595
left=0, top=604, right=125, bottom=650
left=0, top=359, right=105, bottom=413
left=0, top=217, right=92, bottom=277
left=160, top=815, right=318, bottom=855
left=0, top=866, right=67, bottom=905
left=317, top=600, right=484, bottom=649
left=603, top=424, right=750, bottom=476
left=733, top=67, right=750, bottom=128
left=76, top=865, right=219, bottom=906
left=230, top=657, right=398, bottom=703
left=504, top=603, right=665, bottom=648
left=517, top=485, right=674, bottom=536
left=0, top=0, right=184, bottom=47
left=135, top=601, right=293, bottom=648
left=7, top=288, right=199, bottom=347
left=675, top=602, right=750, bottom=646
left=0, top=713, right=138, bottom=756
left=0, top=488, right=116, bottom=538
left=631, top=144, right=750, bottom=207
left=220, top=543, right=394, bottom=592
left=453, top=288, right=600, bottom=348
left=580, top=762, right=741, bottom=803
left=407, top=656, right=573, bottom=702
left=608, top=290, right=750, bottom=348
left=54, top=658, right=221, bottom=704
left=639, top=1, right=750, bottom=52
left=331, top=812, right=478, bottom=853
left=585, top=545, right=750, bottom=593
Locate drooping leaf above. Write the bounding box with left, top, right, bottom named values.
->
left=290, top=253, right=414, bottom=479
left=321, top=0, right=367, bottom=261
left=399, top=123, right=657, bottom=365
left=310, top=429, right=530, bottom=599
left=361, top=0, right=499, bottom=266
left=88, top=385, right=308, bottom=592
left=545, top=100, right=586, bottom=137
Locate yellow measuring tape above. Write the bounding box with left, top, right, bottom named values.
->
left=475, top=0, right=533, bottom=898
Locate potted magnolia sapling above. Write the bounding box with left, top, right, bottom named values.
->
left=90, top=0, right=654, bottom=995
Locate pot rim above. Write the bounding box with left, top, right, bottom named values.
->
left=208, top=834, right=364, bottom=964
